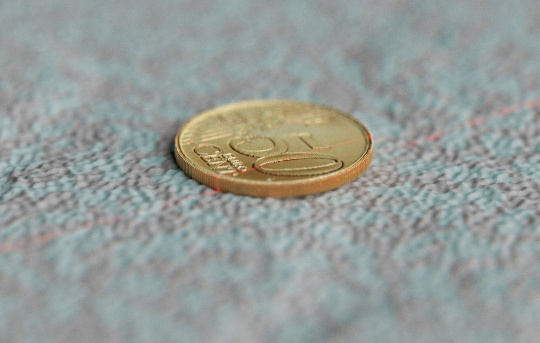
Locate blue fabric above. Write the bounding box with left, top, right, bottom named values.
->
left=1, top=0, right=540, bottom=342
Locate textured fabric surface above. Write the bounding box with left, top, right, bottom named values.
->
left=2, top=1, right=540, bottom=342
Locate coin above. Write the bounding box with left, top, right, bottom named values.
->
left=174, top=100, right=373, bottom=197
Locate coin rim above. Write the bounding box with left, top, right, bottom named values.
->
left=174, top=99, right=374, bottom=197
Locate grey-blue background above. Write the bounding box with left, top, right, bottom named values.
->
left=1, top=1, right=540, bottom=342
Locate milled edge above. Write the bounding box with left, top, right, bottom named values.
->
left=174, top=99, right=374, bottom=197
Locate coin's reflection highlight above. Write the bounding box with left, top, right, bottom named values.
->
left=174, top=100, right=374, bottom=197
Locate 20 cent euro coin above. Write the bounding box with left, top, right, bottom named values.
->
left=174, top=100, right=373, bottom=197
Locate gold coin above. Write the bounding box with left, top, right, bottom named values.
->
left=174, top=100, right=373, bottom=197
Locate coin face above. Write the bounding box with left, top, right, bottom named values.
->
left=174, top=100, right=373, bottom=197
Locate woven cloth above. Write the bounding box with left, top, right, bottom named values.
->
left=2, top=1, right=540, bottom=342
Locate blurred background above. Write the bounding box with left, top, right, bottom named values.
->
left=2, top=0, right=540, bottom=342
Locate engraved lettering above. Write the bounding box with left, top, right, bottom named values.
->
left=229, top=133, right=340, bottom=176
left=296, top=132, right=327, bottom=149
left=214, top=165, right=235, bottom=174
left=253, top=153, right=343, bottom=177
left=222, top=153, right=248, bottom=172
left=202, top=154, right=225, bottom=165
left=193, top=144, right=248, bottom=173
left=230, top=136, right=288, bottom=157
left=230, top=133, right=327, bottom=158
left=194, top=145, right=222, bottom=156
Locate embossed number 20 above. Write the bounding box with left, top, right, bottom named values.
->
left=229, top=133, right=344, bottom=177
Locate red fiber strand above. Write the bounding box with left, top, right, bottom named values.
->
left=1, top=99, right=539, bottom=255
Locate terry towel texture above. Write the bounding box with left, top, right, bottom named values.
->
left=1, top=1, right=540, bottom=342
